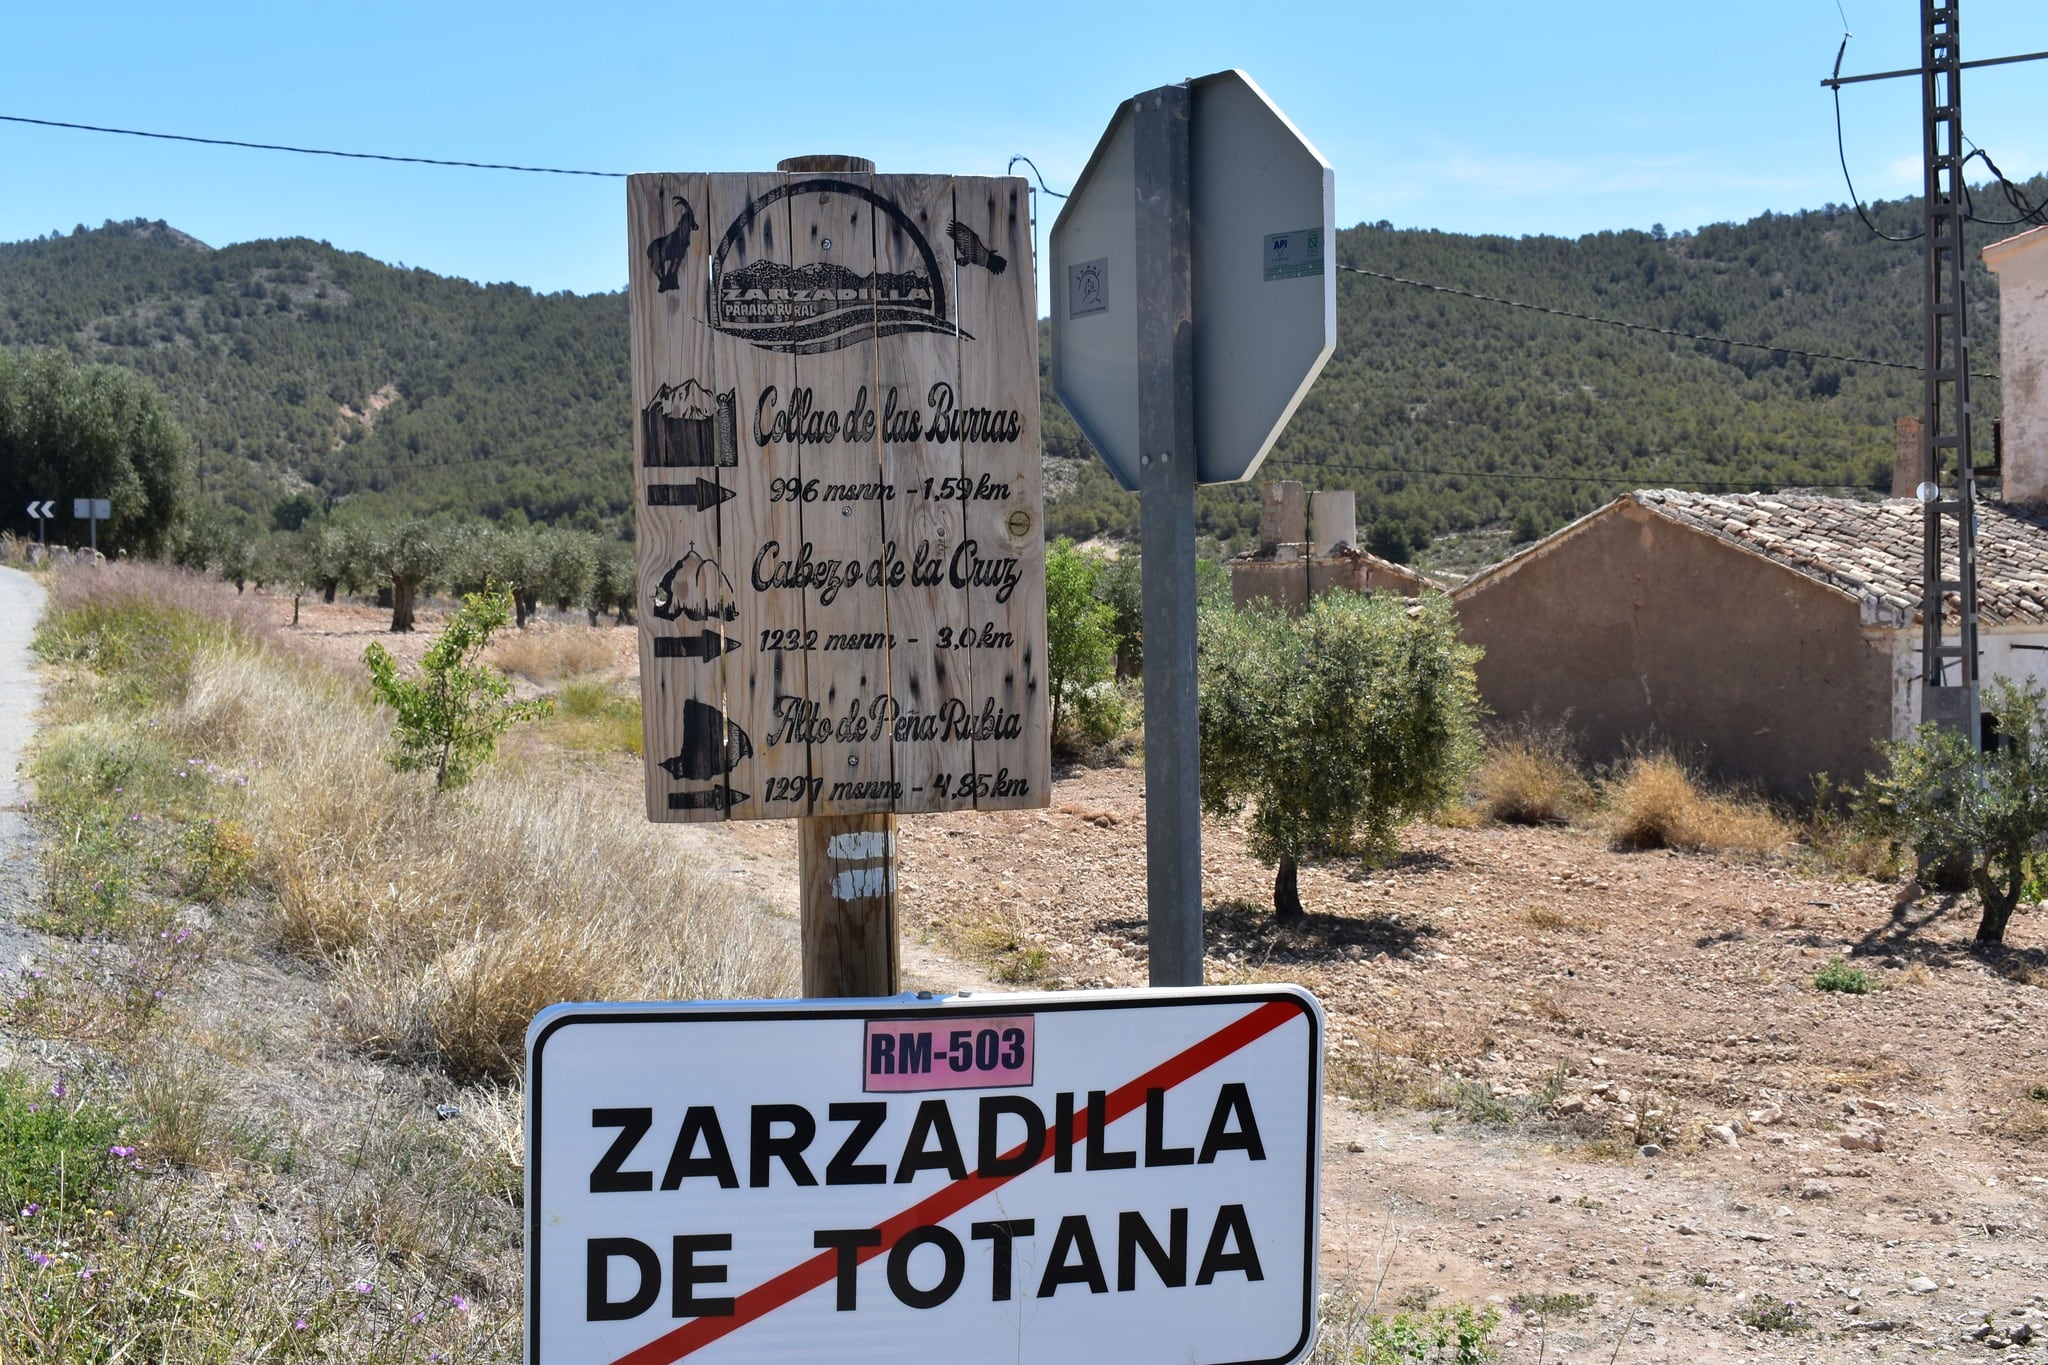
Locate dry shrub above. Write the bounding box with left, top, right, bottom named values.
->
left=488, top=622, right=620, bottom=683
left=1473, top=725, right=1594, bottom=825
left=1525, top=906, right=1604, bottom=934
left=168, top=643, right=796, bottom=1082
left=1604, top=752, right=1792, bottom=857
left=128, top=1038, right=228, bottom=1169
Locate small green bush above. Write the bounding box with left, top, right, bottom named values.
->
left=1735, top=1293, right=1812, bottom=1332
left=1356, top=1303, right=1500, bottom=1363
left=1045, top=538, right=1118, bottom=748
left=1813, top=958, right=1873, bottom=994
left=0, top=1070, right=130, bottom=1237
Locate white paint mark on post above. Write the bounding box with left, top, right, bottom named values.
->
left=826, top=831, right=893, bottom=860
left=830, top=865, right=898, bottom=901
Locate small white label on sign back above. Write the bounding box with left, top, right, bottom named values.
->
left=526, top=987, right=1321, bottom=1365
left=1262, top=230, right=1323, bottom=282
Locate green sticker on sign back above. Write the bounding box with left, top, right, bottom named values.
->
left=1262, top=230, right=1323, bottom=282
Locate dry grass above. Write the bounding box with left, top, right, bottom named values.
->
left=548, top=678, right=644, bottom=755
left=1524, top=906, right=1604, bottom=934
left=1472, top=725, right=1595, bottom=826
left=163, top=630, right=794, bottom=1083
left=486, top=621, right=621, bottom=683
left=1603, top=752, right=1793, bottom=858
left=1984, top=1084, right=2048, bottom=1143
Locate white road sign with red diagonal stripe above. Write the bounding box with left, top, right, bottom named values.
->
left=526, top=988, right=1322, bottom=1365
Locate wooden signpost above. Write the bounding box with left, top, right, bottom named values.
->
left=630, top=158, right=1049, bottom=995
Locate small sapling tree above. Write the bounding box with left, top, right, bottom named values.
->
left=1861, top=676, right=2048, bottom=944
left=1199, top=590, right=1482, bottom=921
left=364, top=590, right=551, bottom=790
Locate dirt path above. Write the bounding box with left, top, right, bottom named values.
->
left=266, top=592, right=2048, bottom=1360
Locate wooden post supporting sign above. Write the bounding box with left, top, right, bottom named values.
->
left=629, top=154, right=1048, bottom=997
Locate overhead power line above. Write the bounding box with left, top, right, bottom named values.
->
left=1336, top=262, right=1999, bottom=381
left=1271, top=449, right=1886, bottom=493
left=0, top=113, right=627, bottom=177
left=1005, top=156, right=1068, bottom=199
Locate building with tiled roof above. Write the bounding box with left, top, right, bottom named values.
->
left=1451, top=490, right=2048, bottom=799
left=1446, top=225, right=2048, bottom=800
left=1628, top=490, right=2048, bottom=628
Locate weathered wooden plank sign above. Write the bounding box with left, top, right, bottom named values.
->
left=630, top=172, right=1049, bottom=822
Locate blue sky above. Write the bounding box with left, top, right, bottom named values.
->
left=3, top=0, right=2045, bottom=309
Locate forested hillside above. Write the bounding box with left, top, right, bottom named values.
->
left=2, top=185, right=2040, bottom=553
left=1044, top=185, right=2040, bottom=549
left=0, top=222, right=629, bottom=531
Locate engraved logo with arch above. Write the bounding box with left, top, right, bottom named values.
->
left=711, top=178, right=970, bottom=355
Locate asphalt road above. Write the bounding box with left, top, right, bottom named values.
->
left=0, top=566, right=46, bottom=930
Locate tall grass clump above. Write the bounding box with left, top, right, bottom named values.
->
left=33, top=559, right=795, bottom=1085
left=33, top=560, right=269, bottom=710
left=170, top=638, right=794, bottom=1082
left=1604, top=752, right=1792, bottom=858
left=487, top=620, right=620, bottom=683
left=1471, top=724, right=1594, bottom=825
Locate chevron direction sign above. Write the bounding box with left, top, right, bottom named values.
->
left=24, top=500, right=54, bottom=521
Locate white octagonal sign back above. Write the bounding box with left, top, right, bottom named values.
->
left=1051, top=70, right=1336, bottom=489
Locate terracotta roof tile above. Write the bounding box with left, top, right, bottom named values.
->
left=1634, top=490, right=2048, bottom=627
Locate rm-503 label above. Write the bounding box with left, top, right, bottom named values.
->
left=863, top=1016, right=1033, bottom=1092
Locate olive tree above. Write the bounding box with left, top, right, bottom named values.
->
left=360, top=517, right=442, bottom=632
left=1199, top=590, right=1482, bottom=921
left=1861, top=677, right=2048, bottom=944
left=0, top=347, right=191, bottom=557
left=586, top=538, right=637, bottom=625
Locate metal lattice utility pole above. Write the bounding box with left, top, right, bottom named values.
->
left=1824, top=4, right=2048, bottom=740
left=1917, top=1, right=1983, bottom=745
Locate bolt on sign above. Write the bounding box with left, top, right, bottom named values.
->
left=526, top=987, right=1322, bottom=1364
left=629, top=173, right=1050, bottom=822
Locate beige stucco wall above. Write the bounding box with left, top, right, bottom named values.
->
left=1985, top=226, right=2048, bottom=504
left=1454, top=501, right=1894, bottom=800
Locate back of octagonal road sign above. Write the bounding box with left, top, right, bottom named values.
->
left=1050, top=70, right=1336, bottom=489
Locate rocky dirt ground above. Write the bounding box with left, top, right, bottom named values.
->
left=274, top=595, right=2048, bottom=1361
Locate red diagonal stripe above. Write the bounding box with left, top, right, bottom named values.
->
left=605, top=997, right=1304, bottom=1365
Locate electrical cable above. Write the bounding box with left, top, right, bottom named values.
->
left=1961, top=142, right=2048, bottom=228
left=1005, top=156, right=1068, bottom=199
left=1333, top=262, right=1997, bottom=380
left=1263, top=448, right=1885, bottom=493
left=1827, top=33, right=1923, bottom=243
left=0, top=113, right=626, bottom=177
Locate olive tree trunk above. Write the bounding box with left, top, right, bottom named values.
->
left=1273, top=854, right=1304, bottom=923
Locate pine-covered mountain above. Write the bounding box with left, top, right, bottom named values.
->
left=2, top=185, right=2040, bottom=550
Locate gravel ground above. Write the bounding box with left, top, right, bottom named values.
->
left=0, top=566, right=47, bottom=962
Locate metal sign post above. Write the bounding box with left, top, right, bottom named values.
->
left=1051, top=72, right=1335, bottom=988
left=1132, top=86, right=1202, bottom=990
left=73, top=497, right=109, bottom=554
